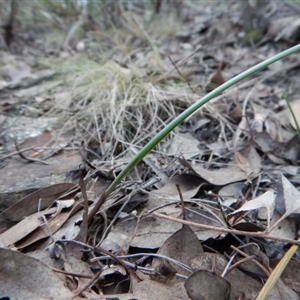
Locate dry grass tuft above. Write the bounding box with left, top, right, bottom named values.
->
left=17, top=1, right=218, bottom=163
left=46, top=50, right=198, bottom=162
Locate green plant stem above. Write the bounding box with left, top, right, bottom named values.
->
left=106, top=44, right=300, bottom=196
left=283, top=94, right=300, bottom=142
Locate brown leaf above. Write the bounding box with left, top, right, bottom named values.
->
left=227, top=191, right=275, bottom=229
left=234, top=145, right=261, bottom=177
left=0, top=248, right=75, bottom=300
left=206, top=61, right=226, bottom=92
left=152, top=173, right=204, bottom=201
left=152, top=225, right=203, bottom=277
left=190, top=252, right=262, bottom=298
left=235, top=151, right=251, bottom=174
left=15, top=200, right=83, bottom=249
left=0, top=183, right=77, bottom=222
left=132, top=278, right=188, bottom=299
left=270, top=174, right=300, bottom=232
left=190, top=163, right=249, bottom=185
left=0, top=207, right=57, bottom=247
left=185, top=270, right=231, bottom=300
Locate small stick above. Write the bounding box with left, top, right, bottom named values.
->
left=14, top=140, right=49, bottom=165
left=87, top=191, right=107, bottom=223
left=230, top=245, right=270, bottom=277
left=168, top=56, right=195, bottom=93
left=76, top=166, right=88, bottom=243
left=176, top=184, right=186, bottom=220
left=52, top=267, right=93, bottom=279
left=152, top=212, right=300, bottom=246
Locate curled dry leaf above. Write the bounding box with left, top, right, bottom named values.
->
left=0, top=207, right=57, bottom=247
left=251, top=102, right=268, bottom=133
left=227, top=191, right=275, bottom=229
left=0, top=182, right=77, bottom=222
left=253, top=131, right=300, bottom=163
left=271, top=174, right=300, bottom=232
left=15, top=200, right=83, bottom=249
left=234, top=145, right=261, bottom=178
left=206, top=61, right=226, bottom=92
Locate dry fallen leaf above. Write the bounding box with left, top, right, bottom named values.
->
left=191, top=163, right=249, bottom=186
left=185, top=270, right=231, bottom=300
left=0, top=248, right=76, bottom=300
left=251, top=102, right=268, bottom=133
left=0, top=207, right=57, bottom=247
left=227, top=191, right=275, bottom=229
left=132, top=277, right=188, bottom=299
left=152, top=173, right=203, bottom=202
left=0, top=182, right=77, bottom=222
left=15, top=200, right=83, bottom=249
left=152, top=225, right=203, bottom=276
left=234, top=145, right=261, bottom=177
left=206, top=61, right=226, bottom=92
left=271, top=174, right=300, bottom=232
left=166, top=132, right=201, bottom=158
left=190, top=252, right=263, bottom=299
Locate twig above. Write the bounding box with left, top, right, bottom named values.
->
left=0, top=146, right=77, bottom=161
left=96, top=188, right=136, bottom=247
left=87, top=191, right=107, bottom=223
left=225, top=255, right=258, bottom=276
left=52, top=267, right=93, bottom=279
left=57, top=239, right=141, bottom=286
left=91, top=252, right=193, bottom=274
left=76, top=166, right=89, bottom=243
left=151, top=212, right=300, bottom=246
left=56, top=239, right=141, bottom=299
left=14, top=140, right=49, bottom=165
left=230, top=245, right=270, bottom=278
left=176, top=184, right=186, bottom=220
left=168, top=55, right=195, bottom=93
left=153, top=46, right=202, bottom=84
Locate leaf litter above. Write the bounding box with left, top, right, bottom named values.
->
left=2, top=1, right=300, bottom=299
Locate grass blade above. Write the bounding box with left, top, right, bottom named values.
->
left=106, top=44, right=300, bottom=195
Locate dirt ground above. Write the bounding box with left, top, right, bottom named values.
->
left=1, top=1, right=300, bottom=299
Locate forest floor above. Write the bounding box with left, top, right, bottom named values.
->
left=1, top=1, right=300, bottom=299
